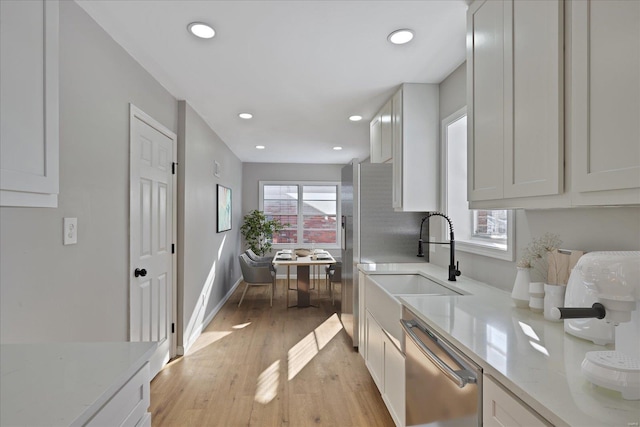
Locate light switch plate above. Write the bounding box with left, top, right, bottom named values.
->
left=63, top=217, right=77, bottom=245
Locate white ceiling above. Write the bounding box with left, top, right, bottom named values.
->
left=76, top=0, right=468, bottom=164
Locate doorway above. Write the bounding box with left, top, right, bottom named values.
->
left=129, top=104, right=177, bottom=377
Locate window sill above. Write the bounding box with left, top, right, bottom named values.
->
left=456, top=239, right=514, bottom=261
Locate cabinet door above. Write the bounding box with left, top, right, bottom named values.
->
left=571, top=0, right=640, bottom=203
left=503, top=0, right=563, bottom=199
left=384, top=337, right=405, bottom=427
left=380, top=99, right=393, bottom=163
left=391, top=90, right=403, bottom=209
left=0, top=0, right=59, bottom=207
left=365, top=311, right=385, bottom=392
left=483, top=375, right=550, bottom=427
left=467, top=0, right=505, bottom=201
left=370, top=113, right=382, bottom=163
left=358, top=272, right=367, bottom=358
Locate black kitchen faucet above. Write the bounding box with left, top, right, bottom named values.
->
left=417, top=212, right=462, bottom=281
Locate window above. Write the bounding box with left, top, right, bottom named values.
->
left=441, top=107, right=514, bottom=261
left=260, top=181, right=340, bottom=248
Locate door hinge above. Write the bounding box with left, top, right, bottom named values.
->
left=172, top=162, right=177, bottom=175
left=171, top=243, right=175, bottom=254
left=172, top=323, right=175, bottom=334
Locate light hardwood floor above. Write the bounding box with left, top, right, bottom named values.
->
left=150, top=278, right=395, bottom=427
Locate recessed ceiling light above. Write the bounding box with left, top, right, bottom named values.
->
left=349, top=115, right=363, bottom=122
left=239, top=113, right=253, bottom=119
left=256, top=145, right=265, bottom=150
left=188, top=22, right=215, bottom=39
left=333, top=146, right=343, bottom=151
left=388, top=29, right=414, bottom=45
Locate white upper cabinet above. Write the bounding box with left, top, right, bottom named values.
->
left=0, top=0, right=59, bottom=207
left=467, top=0, right=505, bottom=202
left=571, top=0, right=640, bottom=206
left=391, top=83, right=439, bottom=212
left=467, top=0, right=563, bottom=205
left=370, top=99, right=392, bottom=164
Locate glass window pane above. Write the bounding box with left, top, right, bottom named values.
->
left=271, top=215, right=297, bottom=228
left=273, top=229, right=297, bottom=244
left=304, top=229, right=336, bottom=244
left=473, top=210, right=507, bottom=240
left=262, top=182, right=338, bottom=246
left=264, top=200, right=297, bottom=215
left=264, top=185, right=298, bottom=200
left=302, top=185, right=337, bottom=200
left=303, top=215, right=336, bottom=230
left=302, top=200, right=336, bottom=215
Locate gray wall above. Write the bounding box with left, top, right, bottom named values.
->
left=178, top=102, right=243, bottom=350
left=432, top=62, right=640, bottom=291
left=0, top=1, right=178, bottom=342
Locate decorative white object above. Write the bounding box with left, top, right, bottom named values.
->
left=529, top=282, right=545, bottom=313
left=544, top=283, right=566, bottom=322
left=511, top=267, right=531, bottom=307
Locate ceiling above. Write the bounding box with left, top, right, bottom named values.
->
left=76, top=0, right=468, bottom=164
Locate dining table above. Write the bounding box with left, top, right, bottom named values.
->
left=272, top=249, right=336, bottom=308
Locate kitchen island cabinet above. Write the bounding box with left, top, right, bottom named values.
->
left=0, top=341, right=157, bottom=426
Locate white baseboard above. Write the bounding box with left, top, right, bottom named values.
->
left=181, top=277, right=242, bottom=355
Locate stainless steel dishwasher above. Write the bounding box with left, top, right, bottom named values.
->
left=401, top=306, right=482, bottom=426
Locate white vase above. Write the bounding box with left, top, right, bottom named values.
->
left=529, top=282, right=545, bottom=313
left=544, top=283, right=567, bottom=321
left=511, top=267, right=531, bottom=308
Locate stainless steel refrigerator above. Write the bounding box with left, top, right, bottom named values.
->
left=341, top=161, right=425, bottom=348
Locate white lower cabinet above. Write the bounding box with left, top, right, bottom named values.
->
left=365, top=311, right=385, bottom=391
left=483, top=375, right=551, bottom=427
left=86, top=363, right=151, bottom=427
left=365, top=310, right=405, bottom=427
left=383, top=335, right=405, bottom=427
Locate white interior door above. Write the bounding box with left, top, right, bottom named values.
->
left=129, top=104, right=176, bottom=378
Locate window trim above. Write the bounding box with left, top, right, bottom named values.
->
left=440, top=107, right=515, bottom=261
left=259, top=180, right=341, bottom=249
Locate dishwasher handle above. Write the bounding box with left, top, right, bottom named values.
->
left=401, top=319, right=477, bottom=388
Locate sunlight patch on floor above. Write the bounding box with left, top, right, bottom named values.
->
left=187, top=330, right=233, bottom=355
left=255, top=359, right=280, bottom=404
left=232, top=322, right=252, bottom=329
left=287, top=313, right=344, bottom=380
left=315, top=313, right=343, bottom=350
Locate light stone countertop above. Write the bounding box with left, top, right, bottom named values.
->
left=0, top=341, right=157, bottom=426
left=359, top=262, right=640, bottom=427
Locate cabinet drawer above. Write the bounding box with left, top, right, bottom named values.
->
left=483, top=375, right=550, bottom=427
left=86, top=363, right=151, bottom=427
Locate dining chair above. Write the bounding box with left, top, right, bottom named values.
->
left=245, top=248, right=273, bottom=264
left=238, top=253, right=276, bottom=307
left=325, top=262, right=342, bottom=305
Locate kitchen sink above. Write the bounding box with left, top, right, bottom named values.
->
left=364, top=274, right=463, bottom=343
left=369, top=274, right=461, bottom=296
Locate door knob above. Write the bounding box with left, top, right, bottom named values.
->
left=134, top=268, right=147, bottom=278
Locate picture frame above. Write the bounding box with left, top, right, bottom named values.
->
left=217, top=184, right=232, bottom=232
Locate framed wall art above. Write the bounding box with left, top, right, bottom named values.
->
left=217, top=184, right=232, bottom=232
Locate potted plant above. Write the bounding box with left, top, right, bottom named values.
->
left=240, top=210, right=285, bottom=256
